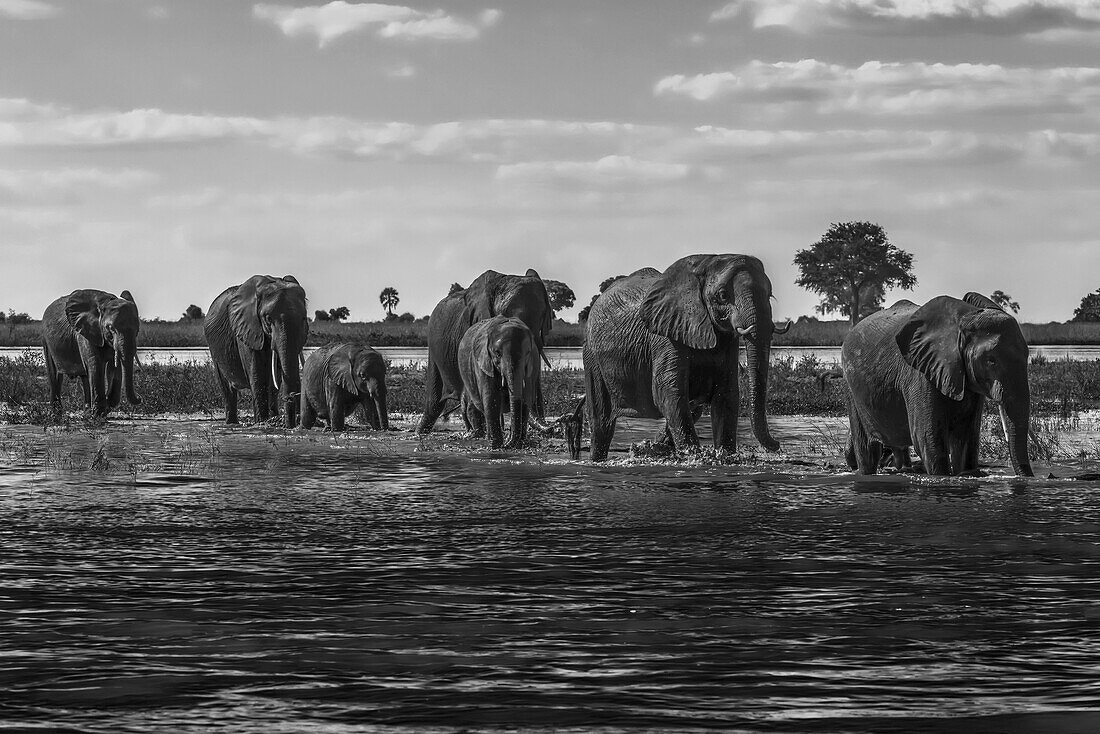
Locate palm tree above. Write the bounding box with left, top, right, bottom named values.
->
left=379, top=287, right=400, bottom=318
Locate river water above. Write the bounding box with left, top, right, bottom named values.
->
left=2, top=415, right=1099, bottom=732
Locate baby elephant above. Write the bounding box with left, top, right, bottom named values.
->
left=300, top=342, right=389, bottom=432
left=458, top=316, right=540, bottom=449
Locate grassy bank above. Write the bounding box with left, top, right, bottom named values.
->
left=3, top=318, right=1098, bottom=348
left=2, top=351, right=1098, bottom=424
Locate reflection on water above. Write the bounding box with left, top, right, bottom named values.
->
left=2, top=417, right=1099, bottom=732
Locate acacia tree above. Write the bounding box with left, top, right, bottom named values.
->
left=990, top=290, right=1020, bottom=314
left=379, top=287, right=400, bottom=320
left=327, top=306, right=350, bottom=322
left=794, top=222, right=916, bottom=325
left=1072, top=288, right=1100, bottom=322
left=543, top=279, right=575, bottom=312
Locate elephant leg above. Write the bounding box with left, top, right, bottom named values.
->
left=845, top=436, right=858, bottom=470
left=710, top=372, right=740, bottom=452
left=79, top=374, right=92, bottom=410
left=88, top=358, right=107, bottom=415
left=213, top=364, right=239, bottom=424
left=481, top=384, right=504, bottom=449
left=248, top=352, right=271, bottom=423
left=585, top=367, right=617, bottom=462
left=417, top=361, right=446, bottom=434
left=360, top=397, right=381, bottom=430
left=44, top=348, right=64, bottom=412
left=911, top=419, right=951, bottom=476
left=950, top=410, right=982, bottom=474
left=849, top=410, right=882, bottom=475
left=300, top=398, right=317, bottom=430
left=465, top=399, right=486, bottom=439
left=656, top=386, right=699, bottom=454
left=329, top=401, right=346, bottom=433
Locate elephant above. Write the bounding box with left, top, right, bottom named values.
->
left=457, top=316, right=541, bottom=449
left=41, top=289, right=142, bottom=415
left=299, top=342, right=389, bottom=432
left=841, top=292, right=1033, bottom=477
left=417, top=269, right=553, bottom=434
left=582, top=254, right=786, bottom=461
left=205, top=275, right=309, bottom=426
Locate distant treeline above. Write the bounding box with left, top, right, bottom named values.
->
left=0, top=318, right=1098, bottom=348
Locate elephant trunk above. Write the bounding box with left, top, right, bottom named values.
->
left=503, top=357, right=527, bottom=448
left=117, top=333, right=141, bottom=407
left=273, top=331, right=301, bottom=428
left=373, top=381, right=389, bottom=431
left=738, top=306, right=780, bottom=452
left=998, top=387, right=1033, bottom=477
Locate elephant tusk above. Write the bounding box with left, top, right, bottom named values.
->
left=299, top=350, right=305, bottom=367
left=540, top=349, right=553, bottom=370
left=773, top=319, right=793, bottom=335
left=735, top=324, right=756, bottom=337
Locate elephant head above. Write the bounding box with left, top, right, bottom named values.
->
left=464, top=269, right=553, bottom=365
left=477, top=317, right=538, bottom=448
left=328, top=346, right=389, bottom=430
left=638, top=254, right=780, bottom=451
left=895, top=293, right=1032, bottom=477
left=65, top=289, right=142, bottom=409
left=229, top=274, right=309, bottom=426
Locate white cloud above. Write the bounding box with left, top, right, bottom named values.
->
left=0, top=167, right=157, bottom=207
left=656, top=60, right=1100, bottom=116
left=0, top=0, right=58, bottom=20
left=496, top=156, right=692, bottom=187
left=710, top=0, right=1100, bottom=34
left=252, top=1, right=500, bottom=46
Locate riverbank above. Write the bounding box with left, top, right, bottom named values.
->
left=3, top=318, right=1099, bottom=348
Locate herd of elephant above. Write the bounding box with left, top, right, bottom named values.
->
left=39, top=254, right=1034, bottom=477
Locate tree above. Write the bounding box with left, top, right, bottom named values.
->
left=314, top=310, right=331, bottom=322
left=379, top=287, right=399, bottom=318
left=543, top=279, right=576, bottom=312
left=990, top=290, right=1020, bottom=314
left=447, top=282, right=464, bottom=296
left=397, top=312, right=416, bottom=322
left=1072, top=288, right=1100, bottom=322
left=328, top=306, right=350, bottom=322
left=794, top=221, right=916, bottom=325
left=599, top=275, right=626, bottom=293
left=7, top=310, right=31, bottom=325
left=182, top=304, right=205, bottom=320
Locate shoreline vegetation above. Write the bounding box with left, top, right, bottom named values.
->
left=1, top=349, right=1097, bottom=422
left=1, top=317, right=1100, bottom=349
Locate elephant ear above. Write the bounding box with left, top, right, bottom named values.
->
left=64, top=290, right=108, bottom=347
left=463, top=270, right=506, bottom=324
left=963, top=292, right=1004, bottom=312
left=228, top=275, right=270, bottom=350
left=895, top=296, right=970, bottom=401
left=326, top=349, right=359, bottom=395
left=475, top=324, right=498, bottom=378
left=638, top=256, right=717, bottom=350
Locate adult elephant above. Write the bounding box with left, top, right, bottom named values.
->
left=583, top=254, right=785, bottom=461
left=841, top=293, right=1033, bottom=477
left=42, top=289, right=142, bottom=415
left=205, top=275, right=309, bottom=426
left=417, top=269, right=552, bottom=434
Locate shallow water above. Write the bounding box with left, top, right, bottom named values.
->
left=2, top=416, right=1100, bottom=733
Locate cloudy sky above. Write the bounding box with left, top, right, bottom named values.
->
left=2, top=0, right=1099, bottom=322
